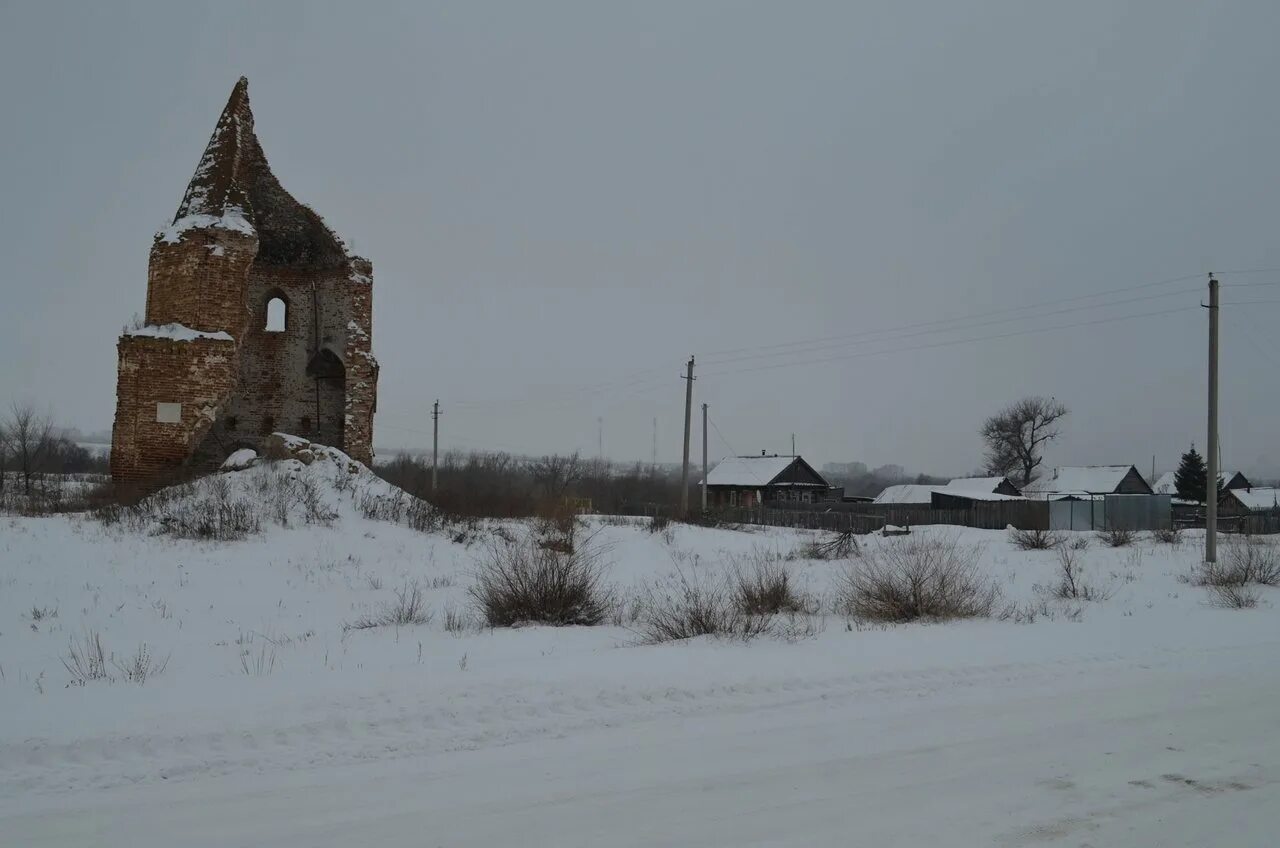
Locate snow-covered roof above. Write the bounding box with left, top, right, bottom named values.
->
left=934, top=489, right=1025, bottom=502
left=945, top=476, right=1011, bottom=493
left=875, top=482, right=1025, bottom=504
left=1023, top=466, right=1137, bottom=495
left=1152, top=470, right=1242, bottom=495
left=873, top=484, right=939, bottom=505
left=124, top=322, right=234, bottom=343
left=704, top=455, right=798, bottom=487
left=1226, top=487, right=1280, bottom=512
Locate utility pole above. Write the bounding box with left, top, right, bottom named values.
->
left=652, top=417, right=658, bottom=468
left=1206, top=273, right=1219, bottom=564
left=679, top=356, right=695, bottom=517
left=791, top=433, right=796, bottom=457
left=431, top=400, right=441, bottom=494
left=701, top=403, right=709, bottom=513
left=597, top=416, right=603, bottom=460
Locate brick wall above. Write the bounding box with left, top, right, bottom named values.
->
left=111, top=335, right=239, bottom=484
left=145, top=229, right=256, bottom=335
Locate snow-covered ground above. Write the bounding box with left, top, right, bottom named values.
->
left=2, top=453, right=1278, bottom=845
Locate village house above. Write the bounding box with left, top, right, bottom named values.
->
left=1152, top=470, right=1252, bottom=500
left=703, top=454, right=832, bottom=509
left=873, top=475, right=1022, bottom=506
left=1220, top=486, right=1280, bottom=515
left=1021, top=465, right=1153, bottom=499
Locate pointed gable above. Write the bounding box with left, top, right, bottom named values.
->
left=166, top=77, right=348, bottom=267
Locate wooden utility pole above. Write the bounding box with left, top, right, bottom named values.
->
left=701, top=403, right=709, bottom=513
left=431, top=399, right=441, bottom=494
left=679, top=356, right=695, bottom=517
left=791, top=433, right=796, bottom=457
left=652, top=417, right=658, bottom=468
left=1206, top=273, right=1219, bottom=563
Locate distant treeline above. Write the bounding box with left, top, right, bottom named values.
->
left=374, top=451, right=684, bottom=518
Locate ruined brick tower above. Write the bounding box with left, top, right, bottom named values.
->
left=111, top=77, right=377, bottom=486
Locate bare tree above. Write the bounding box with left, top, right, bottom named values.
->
left=980, top=396, right=1068, bottom=487
left=4, top=403, right=55, bottom=496
left=531, top=452, right=585, bottom=500
left=0, top=415, right=8, bottom=493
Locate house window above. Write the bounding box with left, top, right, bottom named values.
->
left=265, top=296, right=287, bottom=332
left=729, top=490, right=738, bottom=507
left=156, top=402, right=182, bottom=424
left=801, top=491, right=812, bottom=504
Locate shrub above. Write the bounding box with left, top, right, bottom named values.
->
left=836, top=535, right=999, bottom=622
left=1097, top=526, right=1136, bottom=548
left=29, top=605, right=57, bottom=622
left=1151, top=526, right=1181, bottom=545
left=240, top=645, right=277, bottom=676
left=62, top=630, right=110, bottom=686
left=442, top=605, right=476, bottom=634
left=731, top=555, right=811, bottom=615
left=110, top=476, right=262, bottom=540
left=112, top=643, right=169, bottom=685
left=1190, top=539, right=1280, bottom=588
left=1067, top=536, right=1090, bottom=551
left=638, top=570, right=772, bottom=643
left=470, top=535, right=611, bottom=627
left=1009, top=527, right=1062, bottom=551
left=347, top=581, right=434, bottom=630
left=1224, top=537, right=1280, bottom=586
left=1053, top=546, right=1108, bottom=601
left=646, top=514, right=671, bottom=534
left=1206, top=582, right=1260, bottom=609
left=795, top=531, right=858, bottom=560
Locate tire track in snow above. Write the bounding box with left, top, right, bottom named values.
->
left=0, top=650, right=1166, bottom=798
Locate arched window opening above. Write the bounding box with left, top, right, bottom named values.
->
left=265, top=297, right=287, bottom=332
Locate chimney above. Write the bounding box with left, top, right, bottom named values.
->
left=761, top=450, right=766, bottom=456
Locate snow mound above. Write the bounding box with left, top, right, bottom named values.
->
left=220, top=448, right=257, bottom=470
left=122, top=435, right=433, bottom=538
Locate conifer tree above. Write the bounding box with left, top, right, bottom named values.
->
left=1173, top=445, right=1222, bottom=503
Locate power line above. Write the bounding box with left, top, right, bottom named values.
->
left=698, top=286, right=1202, bottom=368
left=699, top=304, right=1197, bottom=378
left=700, top=271, right=1206, bottom=361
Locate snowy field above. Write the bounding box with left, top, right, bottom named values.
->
left=2, top=452, right=1279, bottom=846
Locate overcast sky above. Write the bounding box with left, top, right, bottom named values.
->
left=2, top=1, right=1279, bottom=476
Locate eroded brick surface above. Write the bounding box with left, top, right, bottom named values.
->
left=111, top=78, right=377, bottom=487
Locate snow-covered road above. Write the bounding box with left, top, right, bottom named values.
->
left=6, top=637, right=1277, bottom=847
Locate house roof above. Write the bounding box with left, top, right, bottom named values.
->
left=933, top=489, right=1025, bottom=502
left=1152, top=470, right=1243, bottom=495
left=704, top=455, right=801, bottom=487
left=873, top=484, right=940, bottom=505
left=946, top=476, right=1012, bottom=493
left=1226, top=487, right=1280, bottom=511
left=1023, top=466, right=1138, bottom=495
